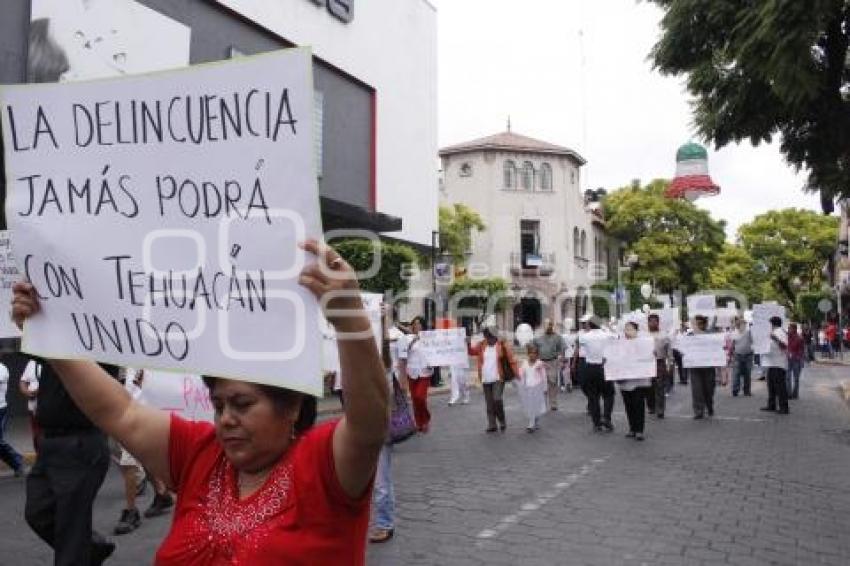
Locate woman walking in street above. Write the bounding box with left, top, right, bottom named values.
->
left=468, top=326, right=518, bottom=433
left=398, top=316, right=434, bottom=433
left=616, top=322, right=652, bottom=441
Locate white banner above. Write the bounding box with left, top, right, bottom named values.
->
left=419, top=328, right=469, bottom=368
left=604, top=337, right=656, bottom=380
left=1, top=49, right=325, bottom=395
left=0, top=231, right=22, bottom=339
left=677, top=334, right=727, bottom=368
left=139, top=369, right=213, bottom=422
left=751, top=304, right=786, bottom=355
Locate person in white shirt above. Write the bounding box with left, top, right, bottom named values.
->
left=19, top=359, right=41, bottom=452
left=0, top=362, right=24, bottom=476
left=518, top=345, right=547, bottom=432
left=468, top=325, right=518, bottom=432
left=578, top=319, right=616, bottom=432
left=760, top=316, right=790, bottom=414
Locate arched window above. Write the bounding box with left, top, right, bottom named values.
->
left=521, top=161, right=534, bottom=190
left=540, top=163, right=552, bottom=191
left=504, top=161, right=517, bottom=189
left=580, top=230, right=587, bottom=258
left=573, top=227, right=580, bottom=256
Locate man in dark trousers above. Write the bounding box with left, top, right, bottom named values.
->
left=760, top=317, right=790, bottom=414
left=24, top=357, right=120, bottom=566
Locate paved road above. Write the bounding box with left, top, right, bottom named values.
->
left=1, top=363, right=849, bottom=565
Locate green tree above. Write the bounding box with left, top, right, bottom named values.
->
left=438, top=203, right=486, bottom=264
left=603, top=179, right=726, bottom=294
left=707, top=243, right=766, bottom=306
left=649, top=0, right=850, bottom=205
left=737, top=208, right=838, bottom=309
left=332, top=238, right=422, bottom=296
left=448, top=276, right=510, bottom=314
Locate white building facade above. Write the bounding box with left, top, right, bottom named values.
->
left=439, top=130, right=618, bottom=330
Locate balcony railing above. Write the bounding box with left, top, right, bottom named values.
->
left=510, top=252, right=556, bottom=276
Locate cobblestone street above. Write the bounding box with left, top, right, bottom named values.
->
left=1, top=363, right=849, bottom=565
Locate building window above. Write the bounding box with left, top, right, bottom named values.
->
left=573, top=227, right=580, bottom=256
left=521, top=161, right=534, bottom=190
left=459, top=162, right=472, bottom=177
left=504, top=160, right=517, bottom=189
left=540, top=163, right=552, bottom=191
left=580, top=230, right=587, bottom=258
left=520, top=220, right=540, bottom=267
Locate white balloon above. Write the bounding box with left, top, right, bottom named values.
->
left=515, top=323, right=534, bottom=346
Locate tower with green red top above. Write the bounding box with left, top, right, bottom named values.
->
left=664, top=142, right=721, bottom=201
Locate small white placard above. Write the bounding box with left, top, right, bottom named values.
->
left=418, top=328, right=469, bottom=368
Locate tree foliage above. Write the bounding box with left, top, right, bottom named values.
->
left=707, top=243, right=768, bottom=307
left=448, top=276, right=510, bottom=313
left=649, top=0, right=850, bottom=204
left=737, top=208, right=838, bottom=308
left=438, top=203, right=486, bottom=264
left=603, top=179, right=726, bottom=294
left=332, top=238, right=422, bottom=297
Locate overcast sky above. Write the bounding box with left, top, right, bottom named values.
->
left=435, top=0, right=822, bottom=239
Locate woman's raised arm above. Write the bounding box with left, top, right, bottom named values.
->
left=297, top=240, right=389, bottom=499
left=12, top=282, right=173, bottom=486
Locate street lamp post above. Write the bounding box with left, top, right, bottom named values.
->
left=615, top=253, right=639, bottom=319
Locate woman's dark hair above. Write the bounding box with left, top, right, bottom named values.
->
left=410, top=316, right=428, bottom=330
left=202, top=376, right=317, bottom=434
left=28, top=19, right=70, bottom=83
left=625, top=321, right=639, bottom=331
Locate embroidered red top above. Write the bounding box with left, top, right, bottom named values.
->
left=155, top=415, right=371, bottom=565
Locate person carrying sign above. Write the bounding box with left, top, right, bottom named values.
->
left=616, top=322, right=652, bottom=440
left=760, top=316, right=790, bottom=415
left=11, top=240, right=389, bottom=566
left=689, top=315, right=718, bottom=420
left=468, top=325, right=518, bottom=433
left=532, top=319, right=566, bottom=411
left=578, top=319, right=616, bottom=432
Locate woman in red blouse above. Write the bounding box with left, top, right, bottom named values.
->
left=11, top=240, right=389, bottom=565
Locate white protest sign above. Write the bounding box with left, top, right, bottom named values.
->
left=603, top=337, right=656, bottom=381
left=649, top=307, right=680, bottom=334
left=0, top=231, right=22, bottom=339
left=418, top=328, right=469, bottom=368
left=677, top=334, right=727, bottom=368
left=139, top=369, right=213, bottom=422
left=1, top=49, right=324, bottom=395
left=687, top=294, right=716, bottom=320
left=751, top=303, right=786, bottom=354
left=320, top=292, right=383, bottom=374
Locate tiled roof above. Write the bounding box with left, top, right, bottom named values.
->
left=439, top=131, right=586, bottom=164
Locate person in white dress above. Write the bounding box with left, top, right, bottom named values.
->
left=518, top=345, right=547, bottom=432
